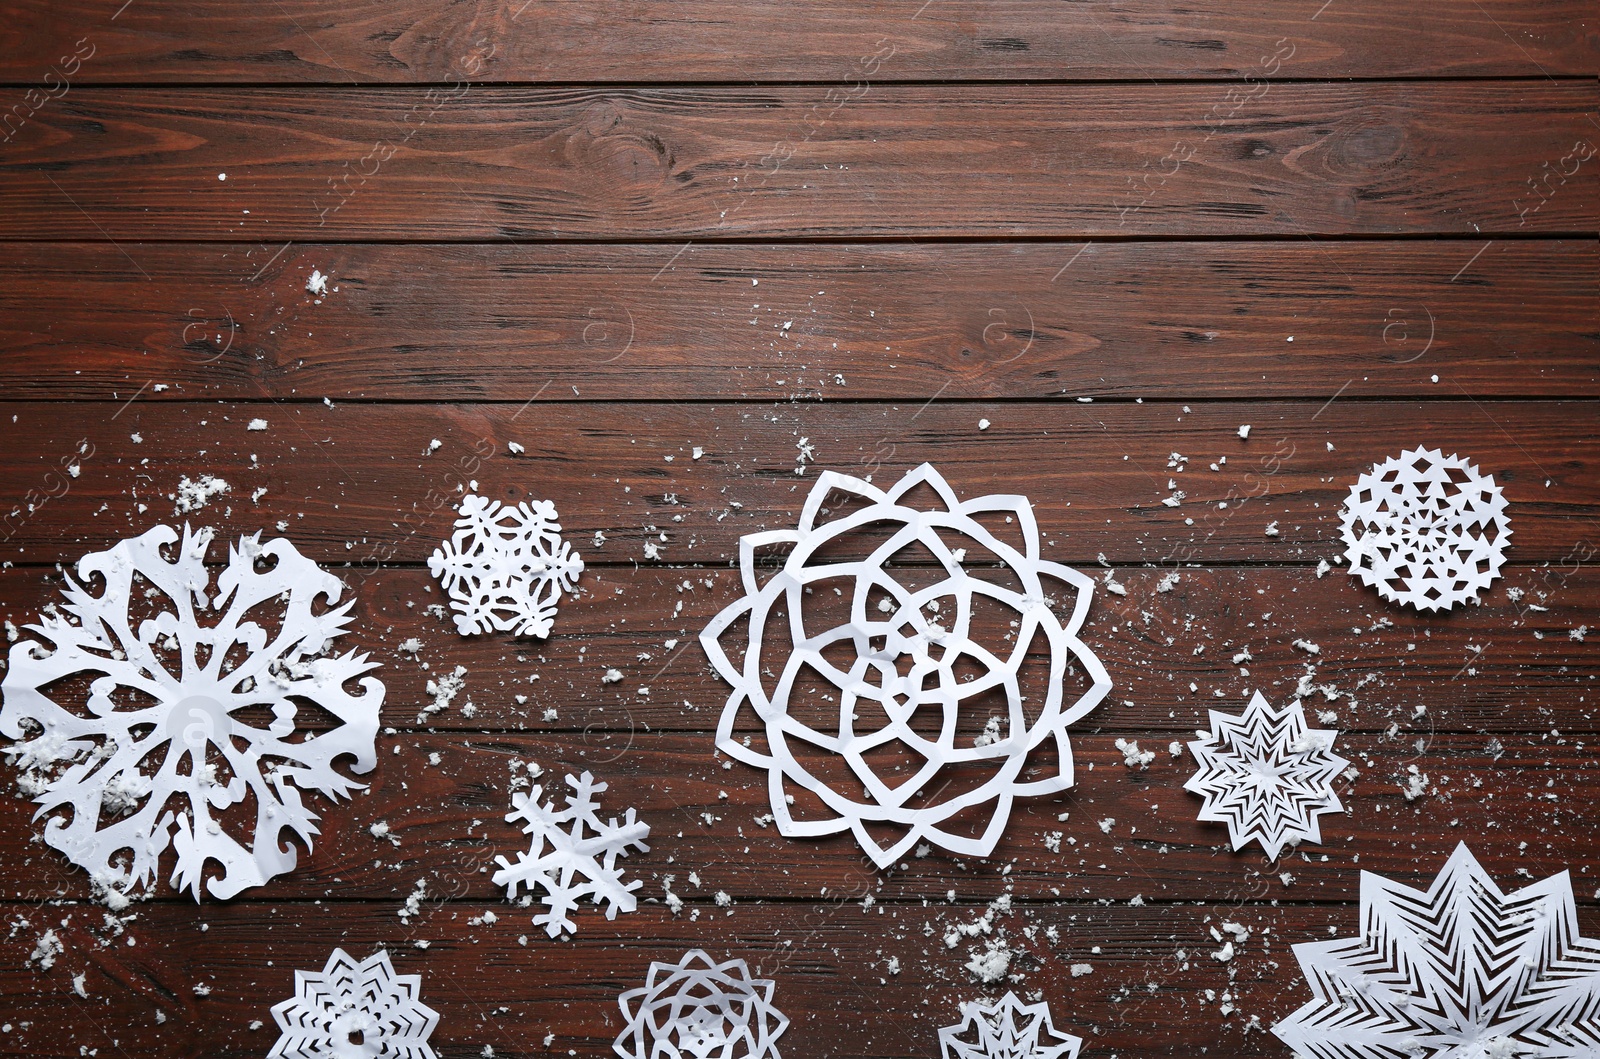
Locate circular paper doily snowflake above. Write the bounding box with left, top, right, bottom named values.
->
left=428, top=493, right=584, bottom=638
left=270, top=947, right=438, bottom=1059
left=615, top=949, right=788, bottom=1059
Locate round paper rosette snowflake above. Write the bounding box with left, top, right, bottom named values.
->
left=700, top=462, right=1111, bottom=869
left=1340, top=447, right=1510, bottom=612
left=0, top=525, right=383, bottom=901
left=428, top=493, right=584, bottom=638
left=270, top=947, right=438, bottom=1059
left=939, top=992, right=1082, bottom=1059
left=615, top=950, right=789, bottom=1059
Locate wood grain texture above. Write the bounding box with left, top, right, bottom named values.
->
left=2, top=84, right=1594, bottom=240
left=0, top=240, right=1593, bottom=401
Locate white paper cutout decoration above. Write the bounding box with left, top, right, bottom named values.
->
left=492, top=769, right=650, bottom=937
left=1274, top=843, right=1600, bottom=1058
left=270, top=947, right=439, bottom=1059
left=615, top=949, right=789, bottom=1059
left=700, top=462, right=1111, bottom=869
left=1184, top=691, right=1348, bottom=860
left=939, top=992, right=1082, bottom=1059
left=0, top=525, right=383, bottom=900
left=1340, top=446, right=1510, bottom=612
left=428, top=493, right=584, bottom=637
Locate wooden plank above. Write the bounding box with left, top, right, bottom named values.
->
left=2, top=0, right=1592, bottom=84
left=1, top=84, right=1593, bottom=240
left=0, top=400, right=1593, bottom=565
left=1, top=240, right=1593, bottom=401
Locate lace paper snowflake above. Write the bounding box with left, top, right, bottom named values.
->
left=700, top=462, right=1111, bottom=869
left=1274, top=843, right=1600, bottom=1058
left=492, top=770, right=650, bottom=937
left=1184, top=691, right=1348, bottom=860
left=429, top=493, right=584, bottom=637
left=270, top=947, right=439, bottom=1059
left=615, top=950, right=789, bottom=1059
left=0, top=525, right=383, bottom=900
left=1340, top=446, right=1511, bottom=612
left=939, top=992, right=1082, bottom=1059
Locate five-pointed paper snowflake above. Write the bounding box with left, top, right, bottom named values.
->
left=939, top=992, right=1082, bottom=1059
left=1340, top=446, right=1511, bottom=612
left=700, top=462, right=1111, bottom=869
left=492, top=770, right=650, bottom=937
left=615, top=949, right=789, bottom=1059
left=1184, top=691, right=1348, bottom=860
left=270, top=947, right=439, bottom=1059
left=429, top=493, right=584, bottom=637
left=0, top=525, right=383, bottom=900
left=1275, top=843, right=1600, bottom=1058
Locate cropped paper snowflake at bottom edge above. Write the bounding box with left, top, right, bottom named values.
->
left=269, top=948, right=439, bottom=1059
left=939, top=992, right=1082, bottom=1059
left=615, top=950, right=789, bottom=1059
left=428, top=493, right=584, bottom=638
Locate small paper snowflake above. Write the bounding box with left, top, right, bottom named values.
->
left=492, top=770, right=650, bottom=937
left=269, top=948, right=438, bottom=1059
left=1275, top=843, right=1600, bottom=1057
left=1, top=525, right=383, bottom=900
left=1184, top=691, right=1348, bottom=860
left=615, top=950, right=789, bottom=1059
left=428, top=493, right=584, bottom=637
left=939, top=992, right=1082, bottom=1059
left=1340, top=446, right=1510, bottom=611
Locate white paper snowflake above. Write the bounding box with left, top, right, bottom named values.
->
left=700, top=462, right=1111, bottom=869
left=939, top=992, right=1082, bottom=1059
left=1184, top=691, right=1348, bottom=860
left=0, top=525, right=383, bottom=900
left=270, top=947, right=439, bottom=1059
left=428, top=493, right=584, bottom=637
left=492, top=770, right=650, bottom=937
left=1340, top=446, right=1511, bottom=612
left=615, top=949, right=789, bottom=1059
left=1275, top=843, right=1600, bottom=1058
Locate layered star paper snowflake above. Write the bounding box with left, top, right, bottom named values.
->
left=1275, top=843, right=1600, bottom=1058
left=0, top=525, right=383, bottom=900
left=939, top=992, right=1082, bottom=1059
left=492, top=770, right=650, bottom=937
left=270, top=948, right=439, bottom=1059
left=429, top=493, right=584, bottom=637
left=1340, top=446, right=1511, bottom=611
left=1184, top=691, right=1348, bottom=860
left=615, top=950, right=789, bottom=1059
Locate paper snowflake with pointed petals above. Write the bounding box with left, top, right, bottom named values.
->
left=615, top=950, right=789, bottom=1059
left=1, top=525, right=383, bottom=900
left=700, top=462, right=1111, bottom=869
left=492, top=770, right=650, bottom=937
left=428, top=493, right=584, bottom=637
left=1275, top=843, right=1600, bottom=1058
left=270, top=947, right=439, bottom=1059
left=1184, top=691, right=1348, bottom=860
left=939, top=992, right=1082, bottom=1059
left=1340, top=446, right=1510, bottom=612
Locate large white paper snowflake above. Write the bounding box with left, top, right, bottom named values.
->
left=492, top=769, right=650, bottom=937
left=1274, top=843, right=1600, bottom=1058
left=0, top=525, right=383, bottom=900
left=1340, top=446, right=1511, bottom=612
left=428, top=493, right=584, bottom=637
left=700, top=462, right=1111, bottom=869
left=270, top=947, right=439, bottom=1059
left=615, top=949, right=789, bottom=1059
left=1184, top=691, right=1348, bottom=860
left=939, top=992, right=1082, bottom=1059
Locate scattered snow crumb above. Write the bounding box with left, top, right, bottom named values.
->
left=72, top=973, right=89, bottom=998
left=306, top=270, right=328, bottom=296
left=1070, top=963, right=1094, bottom=977
left=1293, top=639, right=1320, bottom=655
left=602, top=668, right=624, bottom=685
left=1264, top=521, right=1279, bottom=537
left=173, top=474, right=229, bottom=514
left=978, top=419, right=991, bottom=431
left=507, top=442, right=525, bottom=456
left=247, top=418, right=268, bottom=431
left=1114, top=738, right=1155, bottom=769
left=1238, top=425, right=1251, bottom=439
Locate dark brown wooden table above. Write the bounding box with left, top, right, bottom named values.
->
left=0, top=2, right=1595, bottom=1055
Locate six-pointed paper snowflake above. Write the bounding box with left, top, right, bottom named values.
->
left=492, top=769, right=650, bottom=937
left=270, top=947, right=439, bottom=1059
left=700, top=462, right=1111, bottom=868
left=616, top=949, right=789, bottom=1059
left=429, top=493, right=584, bottom=637
left=1184, top=691, right=1348, bottom=860
left=1275, top=843, right=1600, bottom=1058
left=0, top=525, right=383, bottom=900
left=939, top=992, right=1082, bottom=1059
left=1340, top=446, right=1511, bottom=612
